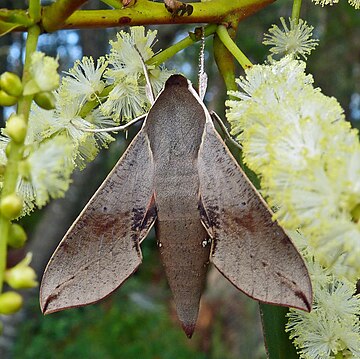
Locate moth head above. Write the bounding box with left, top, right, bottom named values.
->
left=165, top=74, right=189, bottom=88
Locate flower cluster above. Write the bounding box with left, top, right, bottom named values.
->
left=227, top=56, right=360, bottom=281
left=102, top=26, right=173, bottom=121
left=226, top=56, right=360, bottom=358
left=263, top=18, right=318, bottom=60
left=0, top=27, right=172, bottom=215
left=286, top=260, right=360, bottom=358
left=311, top=0, right=359, bottom=9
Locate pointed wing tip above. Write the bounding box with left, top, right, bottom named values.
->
left=40, top=294, right=60, bottom=315
left=181, top=322, right=196, bottom=338
left=294, top=288, right=313, bottom=312
left=260, top=287, right=313, bottom=312
left=39, top=284, right=75, bottom=315
left=40, top=299, right=52, bottom=315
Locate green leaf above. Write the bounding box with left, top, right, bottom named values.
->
left=0, top=20, right=21, bottom=36
left=260, top=304, right=299, bottom=359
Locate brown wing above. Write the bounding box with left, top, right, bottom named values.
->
left=198, top=122, right=312, bottom=311
left=40, top=130, right=156, bottom=314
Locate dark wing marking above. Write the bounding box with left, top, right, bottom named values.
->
left=198, top=122, right=312, bottom=311
left=40, top=130, right=156, bottom=314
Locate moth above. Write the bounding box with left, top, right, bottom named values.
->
left=40, top=74, right=312, bottom=338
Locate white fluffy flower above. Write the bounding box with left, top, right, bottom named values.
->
left=263, top=18, right=319, bottom=59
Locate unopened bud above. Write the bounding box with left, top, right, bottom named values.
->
left=34, top=91, right=56, bottom=110
left=5, top=114, right=27, bottom=143
left=0, top=291, right=23, bottom=314
left=0, top=90, right=17, bottom=106
left=0, top=193, right=23, bottom=219
left=0, top=72, right=23, bottom=97
left=8, top=223, right=27, bottom=248
left=5, top=253, right=37, bottom=289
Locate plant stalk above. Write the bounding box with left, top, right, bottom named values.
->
left=216, top=25, right=252, bottom=70
left=148, top=24, right=218, bottom=66
left=0, top=25, right=40, bottom=293
left=291, top=0, right=302, bottom=24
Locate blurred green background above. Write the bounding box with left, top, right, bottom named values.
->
left=0, top=0, right=359, bottom=358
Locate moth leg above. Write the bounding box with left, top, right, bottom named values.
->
left=71, top=113, right=147, bottom=134
left=139, top=194, right=157, bottom=243
left=210, top=111, right=242, bottom=151
left=198, top=195, right=214, bottom=245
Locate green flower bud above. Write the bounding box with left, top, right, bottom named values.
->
left=0, top=193, right=23, bottom=219
left=0, top=291, right=23, bottom=315
left=0, top=90, right=17, bottom=106
left=8, top=223, right=27, bottom=248
left=5, top=114, right=27, bottom=143
left=5, top=253, right=37, bottom=289
left=0, top=72, right=23, bottom=97
left=34, top=91, right=56, bottom=110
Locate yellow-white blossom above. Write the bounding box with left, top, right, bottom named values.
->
left=263, top=18, right=319, bottom=60
left=103, top=26, right=173, bottom=122
left=23, top=52, right=59, bottom=95
left=286, top=261, right=360, bottom=359
left=101, top=75, right=148, bottom=121
left=17, top=135, right=74, bottom=212
left=61, top=56, right=107, bottom=105
left=312, top=0, right=339, bottom=6
left=348, top=0, right=360, bottom=8
left=227, top=56, right=360, bottom=281
left=226, top=56, right=360, bottom=357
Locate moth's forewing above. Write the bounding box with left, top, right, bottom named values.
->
left=197, top=120, right=312, bottom=311
left=40, top=131, right=156, bottom=314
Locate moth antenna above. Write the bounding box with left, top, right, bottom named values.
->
left=198, top=26, right=208, bottom=101
left=133, top=44, right=155, bottom=105
left=70, top=113, right=147, bottom=133
left=210, top=111, right=242, bottom=150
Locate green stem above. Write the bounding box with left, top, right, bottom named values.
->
left=216, top=25, right=252, bottom=70
left=148, top=24, right=217, bottom=66
left=42, top=0, right=89, bottom=32
left=61, top=0, right=275, bottom=30
left=0, top=25, right=40, bottom=293
left=213, top=31, right=237, bottom=94
left=78, top=85, right=113, bottom=118
left=100, top=0, right=122, bottom=9
left=0, top=215, right=8, bottom=294
left=3, top=0, right=276, bottom=32
left=29, top=0, right=41, bottom=23
left=291, top=0, right=302, bottom=24
left=18, top=25, right=41, bottom=115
